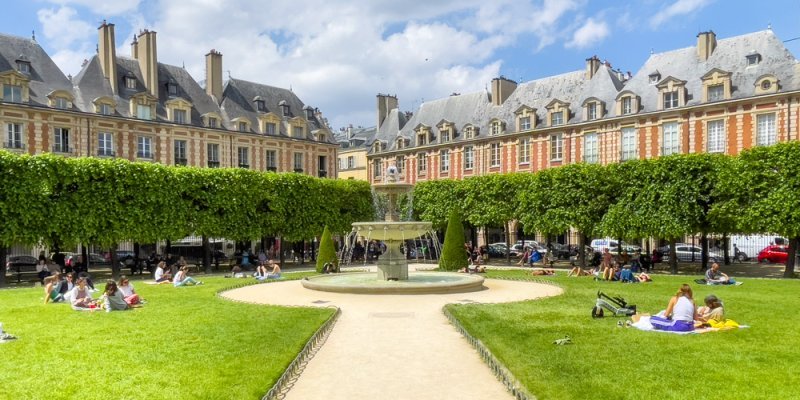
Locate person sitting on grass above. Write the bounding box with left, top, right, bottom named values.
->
left=567, top=265, right=591, bottom=276
left=636, top=272, right=652, bottom=282
left=36, top=258, right=51, bottom=284
left=70, top=277, right=97, bottom=311
left=705, top=262, right=737, bottom=285
left=619, top=264, right=635, bottom=283
left=173, top=266, right=202, bottom=286
left=101, top=280, right=129, bottom=312
left=61, top=273, right=77, bottom=303
left=254, top=263, right=269, bottom=280
left=118, top=276, right=141, bottom=306
left=44, top=274, right=64, bottom=304
left=265, top=260, right=281, bottom=279
left=650, top=284, right=696, bottom=332
left=154, top=261, right=172, bottom=284
left=695, top=294, right=724, bottom=325
left=531, top=268, right=555, bottom=276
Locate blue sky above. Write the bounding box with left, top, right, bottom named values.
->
left=1, top=0, right=798, bottom=130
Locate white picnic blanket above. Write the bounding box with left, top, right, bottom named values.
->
left=631, top=316, right=748, bottom=334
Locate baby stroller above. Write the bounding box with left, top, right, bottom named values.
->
left=591, top=291, right=637, bottom=318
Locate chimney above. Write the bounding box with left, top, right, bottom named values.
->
left=205, top=49, right=223, bottom=101
left=130, top=34, right=138, bottom=59
left=585, top=55, right=601, bottom=79
left=490, top=77, right=517, bottom=106
left=697, top=31, right=717, bottom=61
left=97, top=21, right=118, bottom=93
left=133, top=29, right=158, bottom=97
left=376, top=94, right=398, bottom=128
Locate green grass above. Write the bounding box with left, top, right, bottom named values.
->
left=0, top=272, right=332, bottom=400
left=448, top=270, right=800, bottom=400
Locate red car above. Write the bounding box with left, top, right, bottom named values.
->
left=757, top=245, right=789, bottom=264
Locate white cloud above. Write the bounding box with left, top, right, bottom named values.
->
left=46, top=0, right=142, bottom=16
left=37, top=6, right=93, bottom=48
left=650, top=0, right=714, bottom=28
left=565, top=18, right=610, bottom=49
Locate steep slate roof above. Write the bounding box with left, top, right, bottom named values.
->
left=371, top=108, right=409, bottom=150
left=72, top=56, right=116, bottom=113
left=220, top=78, right=330, bottom=141
left=336, top=125, right=377, bottom=149
left=157, top=62, right=221, bottom=124
left=624, top=30, right=799, bottom=112
left=0, top=33, right=73, bottom=107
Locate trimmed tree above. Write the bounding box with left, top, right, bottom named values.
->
left=439, top=210, right=468, bottom=271
left=316, top=225, right=338, bottom=273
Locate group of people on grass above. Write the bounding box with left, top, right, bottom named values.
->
left=569, top=248, right=653, bottom=282
left=647, top=283, right=738, bottom=332
left=154, top=261, right=204, bottom=286
left=44, top=273, right=143, bottom=312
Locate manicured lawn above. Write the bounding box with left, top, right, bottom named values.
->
left=0, top=272, right=331, bottom=400
left=448, top=270, right=800, bottom=400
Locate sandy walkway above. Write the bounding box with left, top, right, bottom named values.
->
left=221, top=268, right=562, bottom=400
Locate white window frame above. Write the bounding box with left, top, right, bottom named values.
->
left=490, top=122, right=502, bottom=136
left=238, top=146, right=249, bottom=168
left=519, top=116, right=531, bottom=131
left=208, top=117, right=218, bottom=128
left=587, top=103, right=597, bottom=120
left=621, top=97, right=632, bottom=115
left=53, top=127, right=70, bottom=153
left=6, top=123, right=23, bottom=149
left=207, top=143, right=220, bottom=167
left=583, top=133, right=599, bottom=163
left=292, top=126, right=304, bottom=138
left=440, top=150, right=450, bottom=172
left=174, top=109, right=187, bottom=124
left=550, top=134, right=563, bottom=161
left=125, top=77, right=136, bottom=89
left=464, top=146, right=474, bottom=170
left=519, top=138, right=530, bottom=164
left=490, top=143, right=501, bottom=167
left=137, top=136, right=153, bottom=159
left=294, top=153, right=304, bottom=171
left=239, top=122, right=248, bottom=132
left=396, top=156, right=405, bottom=174
left=441, top=128, right=451, bottom=143
left=663, top=91, right=679, bottom=109
left=756, top=113, right=776, bottom=146
left=372, top=159, right=382, bottom=178
left=265, top=122, right=276, bottom=135
left=551, top=112, right=563, bottom=126
left=707, top=85, right=724, bottom=102
left=100, top=103, right=113, bottom=116
left=266, top=150, right=278, bottom=170
left=137, top=104, right=151, bottom=120
left=174, top=140, right=187, bottom=165
left=661, top=122, right=680, bottom=155
left=465, top=126, right=475, bottom=139
left=54, top=97, right=69, bottom=109
left=707, top=120, right=726, bottom=153
left=417, top=153, right=427, bottom=174
left=347, top=156, right=354, bottom=169
left=97, top=132, right=113, bottom=156
left=3, top=85, right=22, bottom=102
left=621, top=127, right=637, bottom=161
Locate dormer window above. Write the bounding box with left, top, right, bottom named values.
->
left=583, top=98, right=604, bottom=121
left=239, top=122, right=248, bottom=132
left=754, top=74, right=779, bottom=95
left=54, top=97, right=69, bottom=109
left=519, top=116, right=531, bottom=130
left=125, top=75, right=136, bottom=90
left=701, top=69, right=732, bottom=103
left=167, top=81, right=178, bottom=96
left=100, top=104, right=113, bottom=115
left=649, top=72, right=661, bottom=84
left=304, top=106, right=314, bottom=119
left=279, top=100, right=290, bottom=116
left=546, top=99, right=569, bottom=127
left=373, top=141, right=383, bottom=153
left=3, top=85, right=22, bottom=103
left=396, top=137, right=406, bottom=149
left=587, top=103, right=597, bottom=120
left=656, top=77, right=687, bottom=110
left=415, top=125, right=431, bottom=146
left=707, top=85, right=724, bottom=101
left=621, top=97, right=632, bottom=114
left=663, top=91, right=679, bottom=109
left=254, top=98, right=266, bottom=112
left=551, top=112, right=564, bottom=126
left=47, top=90, right=74, bottom=110
left=417, top=132, right=427, bottom=146
left=208, top=117, right=218, bottom=128
left=490, top=120, right=504, bottom=135
left=464, top=125, right=477, bottom=139
left=616, top=91, right=640, bottom=116
left=746, top=53, right=761, bottom=66
left=16, top=61, right=30, bottom=74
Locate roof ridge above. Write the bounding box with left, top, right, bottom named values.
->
left=0, top=32, right=37, bottom=43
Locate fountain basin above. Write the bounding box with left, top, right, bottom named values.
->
left=301, top=272, right=485, bottom=294
left=352, top=221, right=433, bottom=241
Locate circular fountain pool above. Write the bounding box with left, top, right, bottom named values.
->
left=301, top=272, right=485, bottom=294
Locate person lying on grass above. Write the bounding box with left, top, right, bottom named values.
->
left=118, top=276, right=141, bottom=305
left=154, top=261, right=172, bottom=284
left=70, top=277, right=98, bottom=311
left=531, top=268, right=556, bottom=276
left=650, top=284, right=696, bottom=332
left=44, top=274, right=64, bottom=304
left=567, top=265, right=591, bottom=276
left=102, top=280, right=130, bottom=312
left=637, top=272, right=652, bottom=282
left=173, top=266, right=202, bottom=287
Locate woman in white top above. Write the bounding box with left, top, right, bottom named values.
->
left=154, top=261, right=172, bottom=284
left=650, top=284, right=696, bottom=332
left=118, top=275, right=141, bottom=305
left=70, top=277, right=96, bottom=310
left=173, top=266, right=202, bottom=287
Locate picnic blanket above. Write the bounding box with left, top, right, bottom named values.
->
left=631, top=316, right=748, bottom=334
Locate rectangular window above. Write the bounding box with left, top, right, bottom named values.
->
left=5, top=123, right=23, bottom=149
left=17, top=62, right=30, bottom=73
left=417, top=153, right=427, bottom=174
left=266, top=150, right=278, bottom=171
left=54, top=97, right=69, bottom=109
left=125, top=77, right=136, bottom=89
left=550, top=112, right=563, bottom=126
left=583, top=133, right=598, bottom=163
left=174, top=109, right=187, bottom=124
left=663, top=91, right=679, bottom=109
left=53, top=128, right=70, bottom=153
left=550, top=134, right=563, bottom=161
left=707, top=85, right=724, bottom=102
left=208, top=117, right=218, bottom=128
left=395, top=156, right=404, bottom=174
left=207, top=143, right=220, bottom=167
left=490, top=143, right=501, bottom=167
left=3, top=85, right=22, bottom=102
left=519, top=116, right=531, bottom=131
left=318, top=155, right=328, bottom=177
left=293, top=153, right=304, bottom=172
left=137, top=136, right=152, bottom=159
left=465, top=127, right=474, bottom=139
left=293, top=126, right=303, bottom=138
left=490, top=123, right=501, bottom=136
left=174, top=140, right=187, bottom=165
left=97, top=132, right=113, bottom=156
left=661, top=122, right=680, bottom=155
left=756, top=114, right=776, bottom=146
left=100, top=103, right=113, bottom=115
left=417, top=133, right=427, bottom=146
left=236, top=147, right=249, bottom=168
left=372, top=159, right=382, bottom=178
left=440, top=150, right=450, bottom=172
left=464, top=146, right=474, bottom=170
left=587, top=103, right=597, bottom=120
left=137, top=104, right=151, bottom=120
left=621, top=127, right=637, bottom=161
left=265, top=122, right=276, bottom=135
left=621, top=97, right=632, bottom=115
left=707, top=120, right=726, bottom=153
left=168, top=84, right=178, bottom=96
left=519, top=138, right=530, bottom=164
left=441, top=129, right=450, bottom=143
left=347, top=156, right=354, bottom=169
left=238, top=122, right=248, bottom=132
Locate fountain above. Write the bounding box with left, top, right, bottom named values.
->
left=301, top=165, right=484, bottom=294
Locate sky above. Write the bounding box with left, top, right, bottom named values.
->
left=2, top=0, right=799, bottom=131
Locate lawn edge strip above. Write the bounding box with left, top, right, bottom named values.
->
left=214, top=277, right=342, bottom=400
left=443, top=277, right=563, bottom=400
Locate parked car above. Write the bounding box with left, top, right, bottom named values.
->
left=486, top=245, right=508, bottom=258
left=590, top=238, right=641, bottom=254
left=661, top=244, right=722, bottom=263
left=546, top=243, right=572, bottom=260
left=757, top=245, right=789, bottom=264
left=105, top=250, right=136, bottom=261
left=5, top=255, right=38, bottom=273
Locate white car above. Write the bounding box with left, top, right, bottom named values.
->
left=661, top=244, right=722, bottom=262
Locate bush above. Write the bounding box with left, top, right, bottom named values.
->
left=439, top=210, right=468, bottom=271
left=316, top=225, right=338, bottom=273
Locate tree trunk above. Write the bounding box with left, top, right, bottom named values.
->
left=669, top=239, right=678, bottom=274
left=578, top=233, right=586, bottom=269
left=278, top=236, right=285, bottom=267
left=722, top=233, right=730, bottom=265
left=700, top=232, right=709, bottom=271
left=202, top=236, right=211, bottom=274
left=110, top=244, right=120, bottom=280
left=165, top=240, right=172, bottom=256
left=0, top=246, right=7, bottom=288
left=133, top=242, right=141, bottom=270
left=81, top=245, right=89, bottom=272
left=505, top=222, right=511, bottom=263
left=785, top=237, right=799, bottom=278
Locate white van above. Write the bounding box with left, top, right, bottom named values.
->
left=590, top=238, right=642, bottom=253
left=728, top=235, right=787, bottom=259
